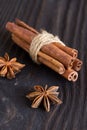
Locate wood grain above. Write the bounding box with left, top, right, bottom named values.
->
left=0, top=0, right=87, bottom=130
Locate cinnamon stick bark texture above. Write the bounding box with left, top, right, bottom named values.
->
left=12, top=34, right=65, bottom=74
left=6, top=19, right=83, bottom=82
left=54, top=42, right=78, bottom=58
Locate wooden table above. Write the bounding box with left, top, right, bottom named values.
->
left=0, top=0, right=86, bottom=130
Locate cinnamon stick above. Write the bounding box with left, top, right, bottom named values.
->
left=73, top=58, right=83, bottom=71
left=15, top=18, right=38, bottom=35
left=12, top=32, right=78, bottom=81
left=38, top=52, right=65, bottom=74
left=12, top=34, right=65, bottom=74
left=41, top=43, right=75, bottom=68
left=5, top=19, right=83, bottom=81
left=54, top=42, right=78, bottom=58
left=6, top=22, right=36, bottom=43
left=6, top=22, right=75, bottom=68
left=15, top=19, right=78, bottom=59
left=62, top=69, right=78, bottom=82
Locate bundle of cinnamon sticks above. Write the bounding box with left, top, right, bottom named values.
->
left=6, top=19, right=83, bottom=81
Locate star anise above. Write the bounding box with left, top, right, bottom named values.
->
left=26, top=85, right=62, bottom=112
left=0, top=53, right=25, bottom=79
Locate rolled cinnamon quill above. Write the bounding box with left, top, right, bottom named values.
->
left=6, top=19, right=83, bottom=81
left=54, top=42, right=78, bottom=58
left=6, top=22, right=74, bottom=69
left=12, top=34, right=65, bottom=74
left=73, top=58, right=83, bottom=71
left=62, top=69, right=78, bottom=82
left=41, top=43, right=75, bottom=68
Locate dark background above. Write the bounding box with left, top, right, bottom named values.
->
left=0, top=0, right=87, bottom=130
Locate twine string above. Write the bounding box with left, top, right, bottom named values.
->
left=29, top=30, right=65, bottom=64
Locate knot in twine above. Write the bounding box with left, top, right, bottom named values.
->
left=29, top=30, right=65, bottom=64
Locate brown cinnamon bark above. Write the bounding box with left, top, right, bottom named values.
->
left=12, top=34, right=65, bottom=74
left=12, top=34, right=78, bottom=81
left=38, top=52, right=65, bottom=74
left=6, top=19, right=83, bottom=81
left=6, top=22, right=75, bottom=68
left=15, top=19, right=78, bottom=59
left=54, top=42, right=78, bottom=58
left=6, top=22, right=36, bottom=43
left=62, top=69, right=78, bottom=82
left=41, top=43, right=75, bottom=68
left=15, top=18, right=38, bottom=34
left=73, top=58, right=83, bottom=71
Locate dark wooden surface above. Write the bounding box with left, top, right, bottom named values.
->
left=0, top=0, right=87, bottom=130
